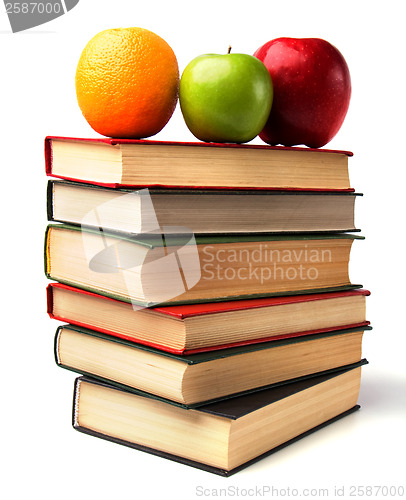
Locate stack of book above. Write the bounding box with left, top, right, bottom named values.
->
left=44, top=136, right=370, bottom=476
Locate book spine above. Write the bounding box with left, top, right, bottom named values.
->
left=54, top=326, right=63, bottom=366
left=44, top=137, right=53, bottom=175
left=46, top=284, right=54, bottom=317
left=46, top=181, right=55, bottom=221
left=71, top=377, right=81, bottom=429
left=44, top=226, right=51, bottom=278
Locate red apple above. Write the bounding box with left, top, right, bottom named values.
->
left=254, top=37, right=351, bottom=148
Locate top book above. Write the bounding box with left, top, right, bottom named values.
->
left=45, top=137, right=354, bottom=191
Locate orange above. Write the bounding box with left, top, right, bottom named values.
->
left=75, top=27, right=179, bottom=138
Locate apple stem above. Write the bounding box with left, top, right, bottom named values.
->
left=228, top=46, right=232, bottom=54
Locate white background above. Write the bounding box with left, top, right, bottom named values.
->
left=1, top=0, right=405, bottom=498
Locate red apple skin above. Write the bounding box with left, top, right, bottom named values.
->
left=254, top=38, right=351, bottom=148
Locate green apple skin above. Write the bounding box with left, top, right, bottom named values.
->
left=179, top=53, right=273, bottom=143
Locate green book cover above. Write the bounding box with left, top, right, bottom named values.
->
left=55, top=323, right=371, bottom=408
left=45, top=223, right=364, bottom=306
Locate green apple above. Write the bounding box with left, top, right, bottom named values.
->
left=179, top=50, right=273, bottom=143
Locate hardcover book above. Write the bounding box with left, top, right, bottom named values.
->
left=47, top=180, right=360, bottom=234
left=55, top=323, right=370, bottom=407
left=45, top=136, right=354, bottom=190
left=72, top=362, right=366, bottom=475
left=48, top=283, right=370, bottom=354
left=45, top=224, right=363, bottom=306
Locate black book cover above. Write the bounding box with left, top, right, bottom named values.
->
left=72, top=361, right=366, bottom=476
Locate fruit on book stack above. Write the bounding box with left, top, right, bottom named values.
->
left=45, top=137, right=371, bottom=476
left=44, top=29, right=370, bottom=476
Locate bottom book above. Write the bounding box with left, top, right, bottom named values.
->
left=72, top=361, right=367, bottom=476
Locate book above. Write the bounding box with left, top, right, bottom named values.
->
left=48, top=283, right=370, bottom=354
left=45, top=136, right=354, bottom=190
left=55, top=323, right=370, bottom=407
left=45, top=224, right=363, bottom=306
left=72, top=361, right=366, bottom=475
left=47, top=180, right=360, bottom=234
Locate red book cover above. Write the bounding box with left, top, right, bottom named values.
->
left=44, top=136, right=355, bottom=192
left=47, top=283, right=370, bottom=355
